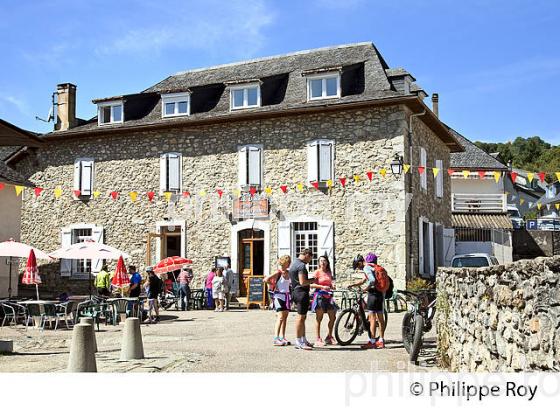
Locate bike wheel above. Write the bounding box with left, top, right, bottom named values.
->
left=334, top=308, right=360, bottom=346
left=402, top=312, right=414, bottom=353
left=409, top=314, right=425, bottom=363
left=382, top=308, right=388, bottom=333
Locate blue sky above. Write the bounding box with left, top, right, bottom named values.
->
left=1, top=0, right=559, bottom=144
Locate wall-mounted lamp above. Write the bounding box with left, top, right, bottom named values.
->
left=390, top=154, right=404, bottom=176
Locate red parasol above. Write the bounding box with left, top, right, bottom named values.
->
left=22, top=249, right=41, bottom=300
left=111, top=255, right=129, bottom=295
left=153, top=256, right=193, bottom=275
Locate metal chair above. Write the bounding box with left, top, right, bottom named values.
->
left=189, top=289, right=205, bottom=310
left=41, top=304, right=59, bottom=330
left=55, top=301, right=75, bottom=329
left=1, top=302, right=27, bottom=327
left=25, top=303, right=43, bottom=329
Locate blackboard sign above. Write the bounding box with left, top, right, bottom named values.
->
left=246, top=276, right=265, bottom=308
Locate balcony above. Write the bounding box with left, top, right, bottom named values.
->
left=452, top=193, right=507, bottom=213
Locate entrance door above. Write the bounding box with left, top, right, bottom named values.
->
left=238, top=229, right=265, bottom=296
left=146, top=224, right=183, bottom=266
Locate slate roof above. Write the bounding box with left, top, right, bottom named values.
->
left=0, top=160, right=32, bottom=186
left=0, top=146, right=19, bottom=161
left=448, top=126, right=508, bottom=170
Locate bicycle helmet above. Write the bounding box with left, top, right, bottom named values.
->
left=365, top=252, right=377, bottom=264
left=352, top=254, right=365, bottom=270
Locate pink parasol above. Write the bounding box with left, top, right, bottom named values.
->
left=111, top=255, right=129, bottom=296
left=21, top=249, right=41, bottom=300
left=153, top=256, right=193, bottom=275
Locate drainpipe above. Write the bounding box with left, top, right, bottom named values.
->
left=407, top=110, right=426, bottom=281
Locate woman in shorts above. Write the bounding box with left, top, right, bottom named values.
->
left=311, top=255, right=337, bottom=346
left=264, top=255, right=292, bottom=346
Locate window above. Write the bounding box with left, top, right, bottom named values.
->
left=60, top=224, right=104, bottom=278
left=420, top=147, right=427, bottom=191
left=238, top=145, right=263, bottom=188
left=307, top=139, right=334, bottom=184
left=307, top=74, right=340, bottom=100
left=293, top=222, right=319, bottom=272
left=73, top=158, right=94, bottom=198
left=230, top=84, right=260, bottom=110
left=97, top=101, right=123, bottom=125
left=435, top=159, right=443, bottom=198
left=162, top=92, right=190, bottom=117
left=160, top=153, right=182, bottom=193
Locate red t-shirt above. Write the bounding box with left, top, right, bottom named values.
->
left=314, top=269, right=333, bottom=288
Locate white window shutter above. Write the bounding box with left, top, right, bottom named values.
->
left=418, top=217, right=424, bottom=275
left=436, top=159, right=443, bottom=198
left=73, top=161, right=81, bottom=192
left=428, top=222, right=434, bottom=276
left=319, top=142, right=333, bottom=181
left=318, top=220, right=334, bottom=270
left=420, top=147, right=427, bottom=190
left=159, top=154, right=167, bottom=193
left=80, top=160, right=94, bottom=196
left=277, top=221, right=292, bottom=259
left=238, top=147, right=248, bottom=187
left=91, top=226, right=104, bottom=274
left=60, top=228, right=72, bottom=277
left=167, top=153, right=181, bottom=192
left=307, top=142, right=318, bottom=183
left=248, top=147, right=261, bottom=186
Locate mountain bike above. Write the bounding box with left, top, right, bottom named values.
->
left=333, top=288, right=388, bottom=345
left=398, top=289, right=437, bottom=363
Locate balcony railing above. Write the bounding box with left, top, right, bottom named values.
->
left=452, top=193, right=507, bottom=213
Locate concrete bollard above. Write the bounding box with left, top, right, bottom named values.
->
left=120, top=317, right=144, bottom=360
left=79, top=317, right=98, bottom=352
left=0, top=340, right=14, bottom=353
left=67, top=323, right=97, bottom=372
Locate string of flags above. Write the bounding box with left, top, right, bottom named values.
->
left=1, top=166, right=559, bottom=209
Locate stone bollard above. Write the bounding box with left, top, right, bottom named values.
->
left=120, top=317, right=144, bottom=360
left=67, top=323, right=97, bottom=372
left=80, top=317, right=98, bottom=353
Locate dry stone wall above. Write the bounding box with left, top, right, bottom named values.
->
left=437, top=256, right=560, bottom=371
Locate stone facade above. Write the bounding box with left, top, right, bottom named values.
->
left=437, top=256, right=560, bottom=371
left=15, top=104, right=451, bottom=294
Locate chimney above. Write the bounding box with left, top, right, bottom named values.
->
left=55, top=83, right=77, bottom=131
left=431, top=93, right=439, bottom=118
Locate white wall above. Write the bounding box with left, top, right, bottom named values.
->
left=0, top=188, right=22, bottom=298
left=456, top=241, right=492, bottom=256
left=451, top=176, right=504, bottom=195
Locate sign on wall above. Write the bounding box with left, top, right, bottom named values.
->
left=232, top=194, right=269, bottom=220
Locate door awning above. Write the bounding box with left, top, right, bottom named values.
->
left=452, top=213, right=513, bottom=230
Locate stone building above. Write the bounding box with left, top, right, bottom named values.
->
left=7, top=43, right=462, bottom=295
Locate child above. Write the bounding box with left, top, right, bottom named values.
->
left=212, top=267, right=227, bottom=312
left=264, top=255, right=292, bottom=346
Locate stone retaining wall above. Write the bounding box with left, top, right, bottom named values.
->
left=437, top=256, right=560, bottom=371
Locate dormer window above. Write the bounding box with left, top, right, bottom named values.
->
left=162, top=92, right=191, bottom=118
left=307, top=73, right=340, bottom=100
left=98, top=101, right=123, bottom=125
left=230, top=84, right=261, bottom=110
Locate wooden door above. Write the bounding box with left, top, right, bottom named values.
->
left=146, top=233, right=163, bottom=266
left=239, top=239, right=253, bottom=297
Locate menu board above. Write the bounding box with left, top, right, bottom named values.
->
left=247, top=276, right=265, bottom=307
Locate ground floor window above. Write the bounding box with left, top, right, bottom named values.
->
left=455, top=228, right=491, bottom=242
left=293, top=221, right=319, bottom=272
left=60, top=224, right=104, bottom=279
left=72, top=228, right=92, bottom=277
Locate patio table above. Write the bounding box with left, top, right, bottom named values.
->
left=18, top=300, right=59, bottom=328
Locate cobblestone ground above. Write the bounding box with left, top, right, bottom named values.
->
left=0, top=309, right=437, bottom=372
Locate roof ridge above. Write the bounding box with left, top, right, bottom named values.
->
left=171, top=42, right=374, bottom=77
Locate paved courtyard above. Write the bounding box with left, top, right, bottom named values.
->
left=0, top=309, right=437, bottom=372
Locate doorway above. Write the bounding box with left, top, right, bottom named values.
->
left=238, top=229, right=264, bottom=296
left=146, top=221, right=186, bottom=266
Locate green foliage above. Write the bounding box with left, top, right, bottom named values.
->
left=406, top=277, right=434, bottom=291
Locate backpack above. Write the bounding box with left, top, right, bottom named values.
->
left=367, top=263, right=390, bottom=293
left=384, top=276, right=394, bottom=299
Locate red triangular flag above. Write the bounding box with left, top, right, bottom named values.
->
left=110, top=191, right=118, bottom=200
left=418, top=167, right=425, bottom=175
left=478, top=171, right=486, bottom=179
left=0, top=182, right=5, bottom=190
left=182, top=191, right=190, bottom=198
left=280, top=185, right=288, bottom=194
left=217, top=189, right=223, bottom=198
left=311, top=181, right=319, bottom=190
left=147, top=191, right=155, bottom=202
left=366, top=171, right=373, bottom=181
left=249, top=187, right=257, bottom=196
left=73, top=189, right=81, bottom=197
left=447, top=169, right=455, bottom=176
left=538, top=172, right=546, bottom=183
left=34, top=187, right=44, bottom=197
left=510, top=171, right=518, bottom=183
left=339, top=177, right=347, bottom=187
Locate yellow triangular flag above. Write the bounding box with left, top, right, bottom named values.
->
left=403, top=164, right=410, bottom=174
left=296, top=183, right=304, bottom=192
left=163, top=191, right=172, bottom=202
left=537, top=202, right=542, bottom=210
left=555, top=203, right=560, bottom=210
left=520, top=198, right=525, bottom=205
left=556, top=172, right=560, bottom=182
left=462, top=170, right=470, bottom=179
left=233, top=188, right=241, bottom=198
left=264, top=186, right=272, bottom=196
left=15, top=185, right=24, bottom=196
left=527, top=172, right=534, bottom=183
left=432, top=168, right=440, bottom=178
left=129, top=191, right=138, bottom=202
left=353, top=175, right=360, bottom=183
left=54, top=187, right=63, bottom=199
left=493, top=171, right=501, bottom=183
left=93, top=190, right=101, bottom=199
left=379, top=168, right=387, bottom=177
left=326, top=179, right=333, bottom=188
left=199, top=190, right=207, bottom=197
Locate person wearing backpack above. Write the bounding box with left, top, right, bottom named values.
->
left=349, top=253, right=387, bottom=349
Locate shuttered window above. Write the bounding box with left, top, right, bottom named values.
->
left=307, top=139, right=334, bottom=183
left=73, top=158, right=94, bottom=198
left=420, top=147, right=427, bottom=191
left=238, top=145, right=263, bottom=188
left=160, top=153, right=182, bottom=193
left=435, top=159, right=443, bottom=198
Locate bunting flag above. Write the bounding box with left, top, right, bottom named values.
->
left=54, top=187, right=63, bottom=199
left=72, top=189, right=81, bottom=198
left=403, top=164, right=411, bottom=174
left=537, top=202, right=542, bottom=210
left=527, top=172, right=534, bottom=183
left=418, top=166, right=425, bottom=175
left=556, top=172, right=560, bottom=182
left=510, top=171, right=518, bottom=183
left=110, top=191, right=119, bottom=200
left=462, top=170, right=470, bottom=179
left=311, top=181, right=319, bottom=190
left=216, top=189, right=223, bottom=199
left=519, top=198, right=525, bottom=205
left=129, top=191, right=138, bottom=202
left=546, top=204, right=551, bottom=210
left=93, top=190, right=101, bottom=199
left=326, top=179, right=333, bottom=188
left=528, top=201, right=534, bottom=208
left=379, top=168, right=387, bottom=177
left=264, top=186, right=273, bottom=195
left=163, top=191, right=172, bottom=202
left=249, top=186, right=257, bottom=196
left=538, top=172, right=546, bottom=183
left=366, top=171, right=373, bottom=181
left=199, top=189, right=207, bottom=197
left=447, top=169, right=455, bottom=176
left=353, top=175, right=360, bottom=183
left=432, top=168, right=440, bottom=178
left=556, top=203, right=560, bottom=210
left=0, top=182, right=5, bottom=190
left=232, top=188, right=241, bottom=197
left=339, top=177, right=347, bottom=187
left=296, top=183, right=304, bottom=192
left=493, top=171, right=501, bottom=183
left=478, top=171, right=486, bottom=179
left=15, top=185, right=24, bottom=196
left=280, top=185, right=288, bottom=194
left=33, top=187, right=43, bottom=197
left=147, top=191, right=155, bottom=202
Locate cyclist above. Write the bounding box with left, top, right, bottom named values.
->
left=264, top=255, right=292, bottom=346
left=310, top=255, right=337, bottom=346
left=349, top=253, right=385, bottom=349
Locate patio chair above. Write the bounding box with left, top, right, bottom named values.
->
left=76, top=301, right=100, bottom=331
left=1, top=302, right=27, bottom=327
left=41, top=303, right=59, bottom=330
left=55, top=301, right=75, bottom=330
left=111, top=298, right=130, bottom=325
left=25, top=303, right=43, bottom=329
left=189, top=289, right=205, bottom=310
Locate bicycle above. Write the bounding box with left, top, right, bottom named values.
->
left=333, top=288, right=388, bottom=345
left=398, top=289, right=437, bottom=363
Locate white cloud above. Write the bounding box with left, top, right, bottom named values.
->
left=0, top=95, right=30, bottom=116
left=313, top=0, right=364, bottom=9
